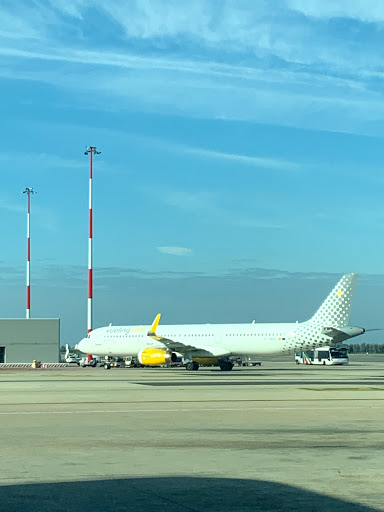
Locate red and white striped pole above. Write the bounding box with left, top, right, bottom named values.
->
left=84, top=147, right=101, bottom=346
left=23, top=187, right=35, bottom=319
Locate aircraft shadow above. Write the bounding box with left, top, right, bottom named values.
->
left=0, top=476, right=380, bottom=512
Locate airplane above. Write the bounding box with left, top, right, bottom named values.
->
left=77, top=273, right=365, bottom=371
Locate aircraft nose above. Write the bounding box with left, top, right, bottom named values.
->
left=77, top=338, right=88, bottom=353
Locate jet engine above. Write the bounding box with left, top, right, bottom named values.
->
left=138, top=348, right=178, bottom=366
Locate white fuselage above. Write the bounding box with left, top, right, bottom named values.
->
left=76, top=273, right=365, bottom=362
left=77, top=321, right=334, bottom=358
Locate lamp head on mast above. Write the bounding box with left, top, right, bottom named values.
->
left=84, top=147, right=101, bottom=155
left=22, top=187, right=36, bottom=195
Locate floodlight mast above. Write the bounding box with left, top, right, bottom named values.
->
left=84, top=147, right=101, bottom=338
left=22, top=187, right=36, bottom=319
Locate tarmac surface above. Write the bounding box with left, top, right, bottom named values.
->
left=0, top=355, right=383, bottom=511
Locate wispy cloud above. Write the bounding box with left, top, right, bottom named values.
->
left=157, top=246, right=192, bottom=256
left=2, top=2, right=384, bottom=134
left=145, top=186, right=284, bottom=230
left=0, top=152, right=84, bottom=171
left=0, top=262, right=204, bottom=286
left=0, top=192, right=57, bottom=231
left=4, top=261, right=383, bottom=285
left=288, top=0, right=384, bottom=22
left=179, top=147, right=300, bottom=172
left=94, top=266, right=201, bottom=277
left=0, top=5, right=52, bottom=41
left=128, top=134, right=301, bottom=172
left=0, top=151, right=127, bottom=176
left=48, top=0, right=86, bottom=20
left=0, top=197, right=25, bottom=214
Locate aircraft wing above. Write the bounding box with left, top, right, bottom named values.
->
left=147, top=314, right=230, bottom=357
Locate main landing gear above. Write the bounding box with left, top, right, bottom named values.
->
left=184, top=360, right=234, bottom=371
left=185, top=361, right=199, bottom=371
left=219, top=361, right=234, bottom=371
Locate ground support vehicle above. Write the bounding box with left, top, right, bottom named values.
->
left=103, top=356, right=144, bottom=369
left=295, top=346, right=349, bottom=365
left=65, top=355, right=80, bottom=365
left=232, top=356, right=262, bottom=367
left=242, top=358, right=262, bottom=367
left=79, top=356, right=98, bottom=367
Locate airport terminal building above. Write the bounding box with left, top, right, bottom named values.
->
left=0, top=319, right=60, bottom=363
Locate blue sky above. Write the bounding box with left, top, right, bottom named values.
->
left=1, top=0, right=384, bottom=344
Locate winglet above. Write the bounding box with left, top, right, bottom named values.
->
left=148, top=313, right=161, bottom=338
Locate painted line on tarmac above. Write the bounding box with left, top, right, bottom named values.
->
left=2, top=397, right=384, bottom=407
left=135, top=380, right=384, bottom=386
left=1, top=405, right=384, bottom=416
left=299, top=387, right=384, bottom=391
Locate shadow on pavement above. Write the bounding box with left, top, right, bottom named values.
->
left=0, top=476, right=379, bottom=512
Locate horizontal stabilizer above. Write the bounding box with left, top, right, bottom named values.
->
left=322, top=325, right=365, bottom=342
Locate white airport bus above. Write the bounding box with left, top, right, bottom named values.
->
left=295, top=346, right=349, bottom=365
